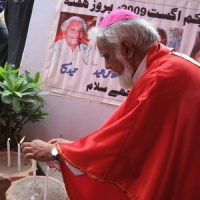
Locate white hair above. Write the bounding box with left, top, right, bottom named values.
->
left=88, top=18, right=160, bottom=54
left=61, top=16, right=87, bottom=33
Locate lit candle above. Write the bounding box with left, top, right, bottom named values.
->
left=43, top=166, right=50, bottom=200
left=18, top=136, right=25, bottom=172
left=32, top=159, right=37, bottom=188
left=7, top=138, right=11, bottom=167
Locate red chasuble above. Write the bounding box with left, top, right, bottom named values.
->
left=57, top=44, right=200, bottom=200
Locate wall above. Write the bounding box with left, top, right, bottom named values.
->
left=20, top=0, right=117, bottom=141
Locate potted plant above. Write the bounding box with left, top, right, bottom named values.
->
left=0, top=63, right=48, bottom=148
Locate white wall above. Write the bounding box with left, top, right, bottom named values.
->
left=20, top=0, right=117, bottom=142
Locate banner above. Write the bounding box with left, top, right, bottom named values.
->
left=41, top=0, right=200, bottom=105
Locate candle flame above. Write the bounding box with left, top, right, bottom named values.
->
left=8, top=138, right=10, bottom=141
left=19, top=136, right=25, bottom=144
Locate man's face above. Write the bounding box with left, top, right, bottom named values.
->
left=63, top=20, right=84, bottom=49
left=98, top=45, right=125, bottom=76
left=98, top=44, right=135, bottom=89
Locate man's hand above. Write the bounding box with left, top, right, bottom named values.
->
left=21, top=139, right=55, bottom=162
left=48, top=138, right=74, bottom=145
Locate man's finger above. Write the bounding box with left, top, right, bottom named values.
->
left=24, top=152, right=35, bottom=160
left=21, top=142, right=32, bottom=149
left=21, top=146, right=33, bottom=154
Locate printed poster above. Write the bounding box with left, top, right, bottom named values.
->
left=42, top=0, right=200, bottom=105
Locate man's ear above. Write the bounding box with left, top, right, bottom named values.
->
left=121, top=39, right=134, bottom=58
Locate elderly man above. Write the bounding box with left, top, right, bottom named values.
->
left=51, top=16, right=90, bottom=67
left=47, top=16, right=90, bottom=86
left=62, top=16, right=87, bottom=52
left=22, top=9, right=200, bottom=200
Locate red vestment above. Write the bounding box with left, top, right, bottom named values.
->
left=57, top=44, right=200, bottom=200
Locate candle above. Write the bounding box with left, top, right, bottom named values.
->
left=44, top=166, right=50, bottom=200
left=17, top=143, right=21, bottom=172
left=18, top=136, right=25, bottom=172
left=32, top=159, right=37, bottom=188
left=7, top=138, right=11, bottom=167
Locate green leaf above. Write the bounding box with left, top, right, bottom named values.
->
left=14, top=91, right=22, bottom=98
left=3, top=81, right=13, bottom=91
left=40, top=113, right=49, bottom=118
left=2, top=90, right=12, bottom=96
left=17, top=97, right=36, bottom=103
left=35, top=82, right=43, bottom=88
left=0, top=82, right=11, bottom=90
left=35, top=105, right=42, bottom=112
left=11, top=69, right=19, bottom=75
left=15, top=78, right=24, bottom=90
left=21, top=91, right=39, bottom=96
left=33, top=72, right=40, bottom=83
left=34, top=95, right=45, bottom=104
left=1, top=72, right=12, bottom=90
left=5, top=63, right=19, bottom=75
left=0, top=67, right=5, bottom=76
left=12, top=98, right=21, bottom=113
left=2, top=95, right=12, bottom=104
left=25, top=70, right=33, bottom=82
left=5, top=63, right=16, bottom=71
left=18, top=83, right=36, bottom=92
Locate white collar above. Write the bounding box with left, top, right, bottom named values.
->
left=132, top=55, right=147, bottom=85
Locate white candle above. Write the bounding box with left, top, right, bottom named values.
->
left=17, top=143, right=21, bottom=172
left=43, top=166, right=50, bottom=200
left=32, top=159, right=37, bottom=187
left=17, top=136, right=25, bottom=172
left=7, top=138, right=11, bottom=167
